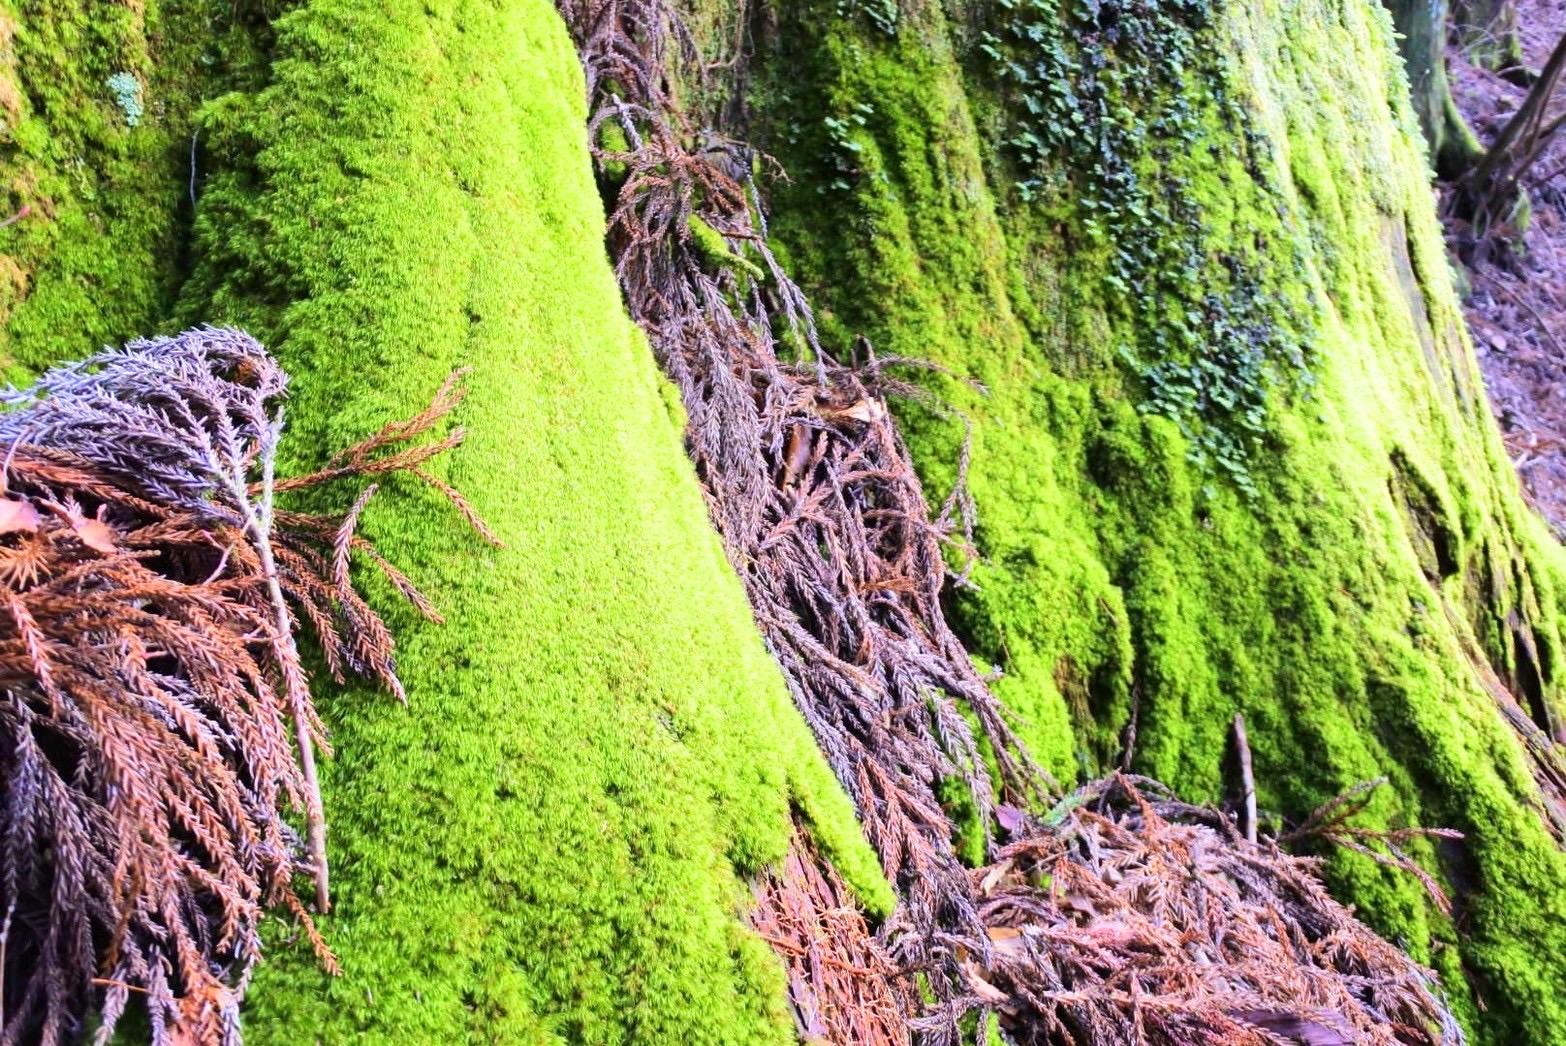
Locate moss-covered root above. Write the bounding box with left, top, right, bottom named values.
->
left=175, top=0, right=885, bottom=1041
left=748, top=0, right=1566, bottom=1040
left=1383, top=0, right=1485, bottom=177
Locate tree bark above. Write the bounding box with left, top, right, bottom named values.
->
left=1386, top=0, right=1488, bottom=176
left=1454, top=0, right=1529, bottom=79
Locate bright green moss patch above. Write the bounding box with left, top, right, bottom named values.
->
left=750, top=0, right=1566, bottom=1039
left=0, top=0, right=241, bottom=375
left=155, top=0, right=887, bottom=1040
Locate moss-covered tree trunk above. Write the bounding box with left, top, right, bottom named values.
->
left=739, top=0, right=1566, bottom=1039
left=1384, top=0, right=1488, bottom=174
left=5, top=0, right=1566, bottom=1041
left=4, top=0, right=885, bottom=1041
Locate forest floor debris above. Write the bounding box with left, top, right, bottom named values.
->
left=972, top=776, right=1465, bottom=1046
left=1448, top=0, right=1566, bottom=535
left=752, top=832, right=911, bottom=1046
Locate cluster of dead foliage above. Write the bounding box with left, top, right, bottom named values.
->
left=0, top=328, right=479, bottom=1045
left=752, top=830, right=911, bottom=1045
left=562, top=0, right=1049, bottom=1032
left=562, top=2, right=1469, bottom=1043
left=973, top=776, right=1464, bottom=1045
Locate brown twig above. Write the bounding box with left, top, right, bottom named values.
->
left=1233, top=712, right=1257, bottom=844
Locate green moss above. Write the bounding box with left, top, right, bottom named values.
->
left=171, top=1, right=893, bottom=1039
left=11, top=0, right=1566, bottom=1037
left=1383, top=0, right=1486, bottom=178
left=749, top=0, right=1566, bottom=1039
left=0, top=0, right=255, bottom=375
left=688, top=213, right=765, bottom=280
left=9, top=0, right=889, bottom=1039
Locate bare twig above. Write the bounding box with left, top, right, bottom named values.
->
left=1462, top=29, right=1566, bottom=225
left=1233, top=712, right=1257, bottom=844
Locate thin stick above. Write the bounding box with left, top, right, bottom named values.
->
left=233, top=421, right=330, bottom=913
left=89, top=978, right=150, bottom=996
left=1466, top=29, right=1566, bottom=220
left=1234, top=712, right=1257, bottom=844
left=0, top=898, right=11, bottom=1030
left=1490, top=277, right=1566, bottom=357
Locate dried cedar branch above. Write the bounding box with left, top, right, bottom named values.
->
left=0, top=327, right=487, bottom=1046
left=561, top=0, right=1054, bottom=1035
left=975, top=775, right=1466, bottom=1045
left=751, top=830, right=911, bottom=1046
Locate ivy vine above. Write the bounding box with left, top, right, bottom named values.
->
left=979, top=0, right=1313, bottom=494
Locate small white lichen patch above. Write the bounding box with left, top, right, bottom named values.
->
left=105, top=72, right=143, bottom=127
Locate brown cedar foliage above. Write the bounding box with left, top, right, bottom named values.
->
left=974, top=776, right=1465, bottom=1045
left=752, top=831, right=911, bottom=1046
left=0, top=329, right=483, bottom=1045
left=562, top=1, right=1468, bottom=1042
left=565, top=0, right=1043, bottom=1030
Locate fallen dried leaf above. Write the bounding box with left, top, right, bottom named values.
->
left=961, top=960, right=1010, bottom=1005
left=72, top=515, right=117, bottom=554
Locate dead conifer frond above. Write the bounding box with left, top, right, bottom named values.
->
left=561, top=3, right=1469, bottom=1043
left=0, top=327, right=485, bottom=1045
left=752, top=830, right=911, bottom=1046
left=973, top=775, right=1465, bottom=1045
left=564, top=5, right=1052, bottom=1030
left=1281, top=778, right=1465, bottom=916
